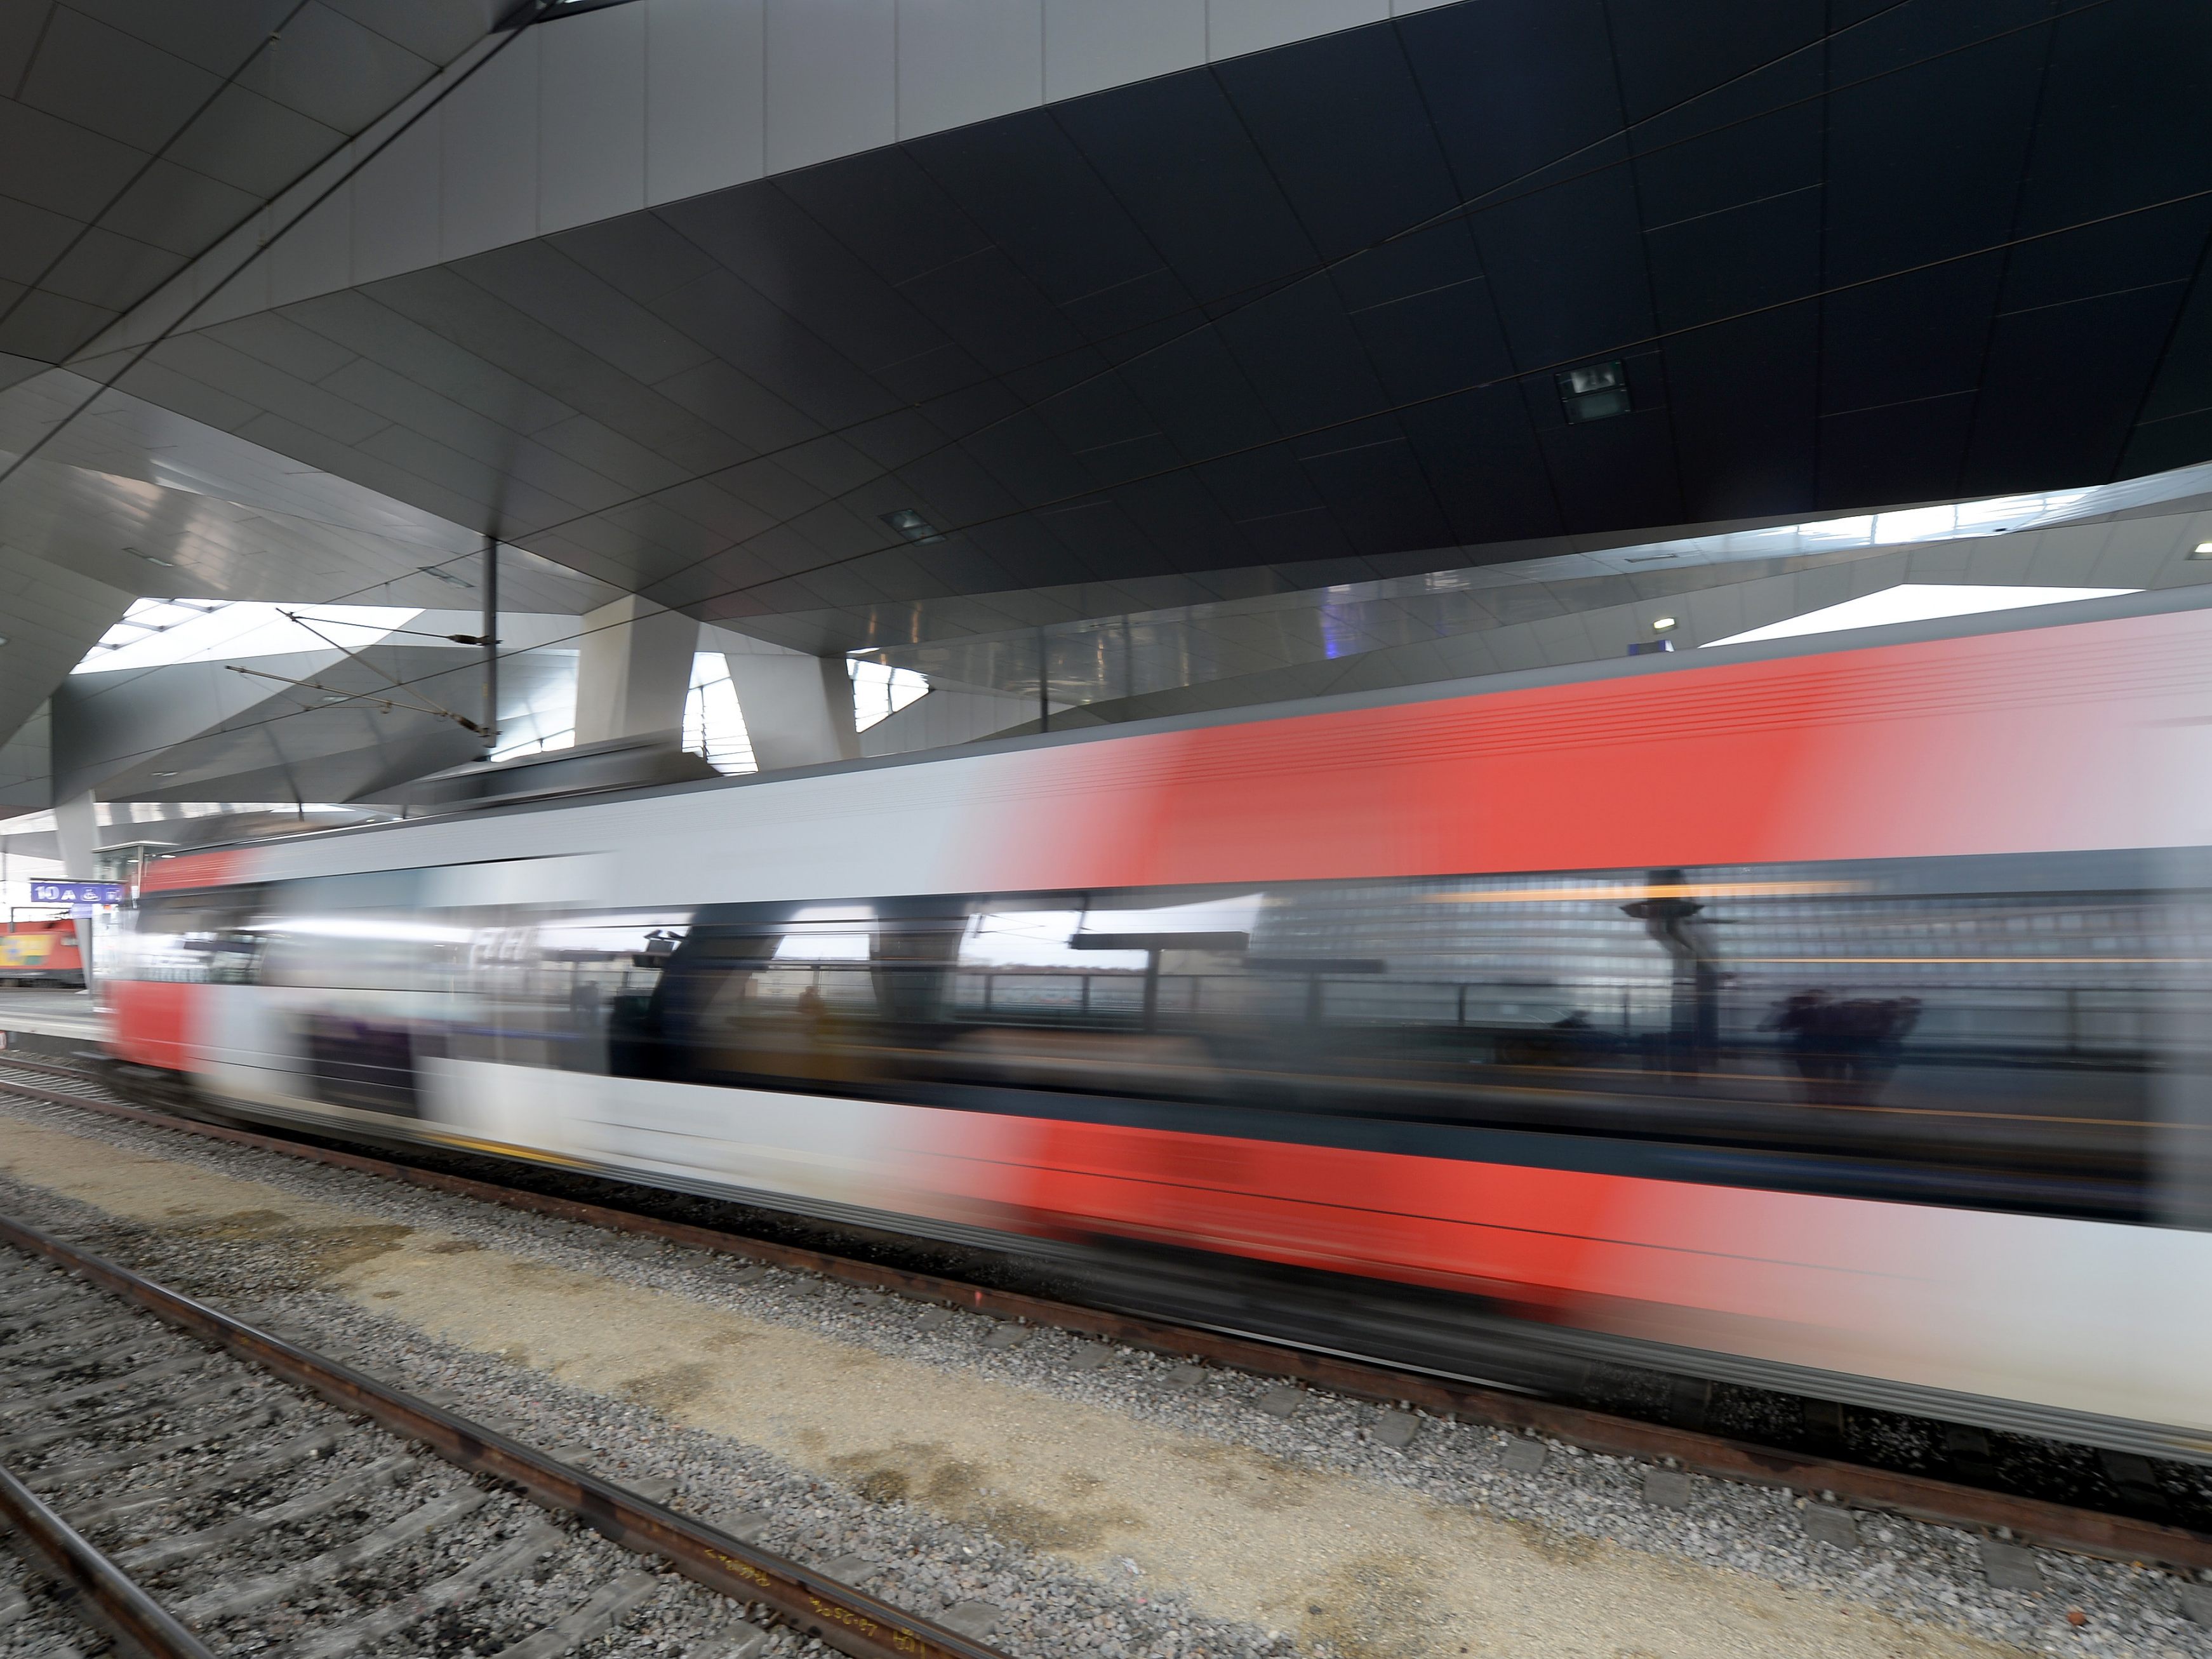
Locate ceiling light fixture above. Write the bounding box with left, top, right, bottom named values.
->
left=1651, top=616, right=1678, bottom=632
left=1557, top=360, right=1630, bottom=424
left=123, top=547, right=175, bottom=567
left=151, top=771, right=178, bottom=779
left=880, top=509, right=946, bottom=545
left=419, top=565, right=474, bottom=588
left=2192, top=542, right=2212, bottom=559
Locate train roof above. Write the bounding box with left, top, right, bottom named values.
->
left=138, top=583, right=2212, bottom=895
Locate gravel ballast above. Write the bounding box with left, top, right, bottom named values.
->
left=0, top=1088, right=2202, bottom=1659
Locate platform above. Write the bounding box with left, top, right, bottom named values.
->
left=0, top=990, right=103, bottom=1045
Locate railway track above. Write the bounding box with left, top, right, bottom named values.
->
left=3, top=1050, right=2211, bottom=1604
left=0, top=1193, right=1009, bottom=1659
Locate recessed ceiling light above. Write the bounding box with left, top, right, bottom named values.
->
left=1557, top=360, right=1630, bottom=424
left=419, top=564, right=474, bottom=588
left=1652, top=616, right=1678, bottom=632
left=2192, top=542, right=2212, bottom=559
left=880, top=509, right=945, bottom=545
left=151, top=770, right=178, bottom=778
left=123, top=547, right=175, bottom=567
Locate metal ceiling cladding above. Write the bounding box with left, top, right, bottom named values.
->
left=0, top=0, right=486, bottom=367
left=31, top=0, right=2206, bottom=656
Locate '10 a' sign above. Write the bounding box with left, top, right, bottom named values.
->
left=29, top=881, right=125, bottom=906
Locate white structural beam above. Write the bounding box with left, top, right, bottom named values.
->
left=573, top=596, right=699, bottom=745
left=723, top=653, right=860, bottom=771
left=53, top=791, right=96, bottom=879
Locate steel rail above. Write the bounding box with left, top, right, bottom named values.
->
left=0, top=1458, right=218, bottom=1659
left=0, top=1208, right=1008, bottom=1659
left=8, top=1060, right=2212, bottom=1575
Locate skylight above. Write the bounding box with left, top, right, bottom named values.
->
left=1703, top=584, right=2138, bottom=649
left=77, top=601, right=420, bottom=674
left=848, top=657, right=928, bottom=731
left=684, top=653, right=757, bottom=775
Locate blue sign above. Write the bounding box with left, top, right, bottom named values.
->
left=30, top=881, right=125, bottom=906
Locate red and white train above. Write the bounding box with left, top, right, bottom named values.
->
left=102, top=592, right=2212, bottom=1460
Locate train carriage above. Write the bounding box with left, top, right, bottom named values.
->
left=103, top=591, right=2212, bottom=1461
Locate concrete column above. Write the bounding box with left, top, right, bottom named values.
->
left=572, top=596, right=698, bottom=745
left=723, top=655, right=860, bottom=770
left=53, top=790, right=97, bottom=879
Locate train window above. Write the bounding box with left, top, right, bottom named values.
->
left=514, top=854, right=2199, bottom=1222
left=117, top=888, right=267, bottom=985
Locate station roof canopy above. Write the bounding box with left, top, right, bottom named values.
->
left=1, top=0, right=2203, bottom=663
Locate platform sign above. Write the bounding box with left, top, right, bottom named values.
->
left=29, top=880, right=124, bottom=906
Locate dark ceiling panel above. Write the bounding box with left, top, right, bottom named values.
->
left=158, top=83, right=338, bottom=200
left=1604, top=0, right=1825, bottom=124
left=659, top=183, right=946, bottom=383
left=1822, top=25, right=2048, bottom=286
left=1644, top=182, right=1822, bottom=332
left=1054, top=72, right=1318, bottom=307
left=1474, top=164, right=1656, bottom=371
left=2129, top=267, right=2212, bottom=438
left=1667, top=306, right=1818, bottom=518
left=0, top=0, right=472, bottom=366
left=1629, top=57, right=1822, bottom=232
left=1829, top=0, right=2053, bottom=83
left=41, top=224, right=185, bottom=311
left=909, top=110, right=1178, bottom=323
left=1110, top=326, right=1280, bottom=460
left=899, top=244, right=1094, bottom=385
left=773, top=145, right=991, bottom=291
left=1293, top=416, right=1456, bottom=558
left=1336, top=223, right=1512, bottom=408
left=1212, top=25, right=1458, bottom=265
left=458, top=241, right=717, bottom=389
left=1402, top=0, right=1625, bottom=201
left=0, top=1, right=56, bottom=90
left=1401, top=385, right=1563, bottom=545
left=49, top=0, right=2212, bottom=651
left=18, top=6, right=218, bottom=151
left=1964, top=283, right=2189, bottom=493
left=1819, top=257, right=2007, bottom=416
left=0, top=197, right=76, bottom=286
left=1818, top=390, right=1978, bottom=507
left=1999, top=196, right=2212, bottom=314
left=1216, top=276, right=1391, bottom=435
left=68, top=0, right=297, bottom=78
left=2012, top=0, right=2212, bottom=236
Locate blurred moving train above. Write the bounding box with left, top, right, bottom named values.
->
left=101, top=594, right=2212, bottom=1460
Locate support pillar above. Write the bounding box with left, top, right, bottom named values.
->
left=572, top=596, right=698, bottom=745
left=723, top=655, right=860, bottom=771
left=53, top=790, right=97, bottom=879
